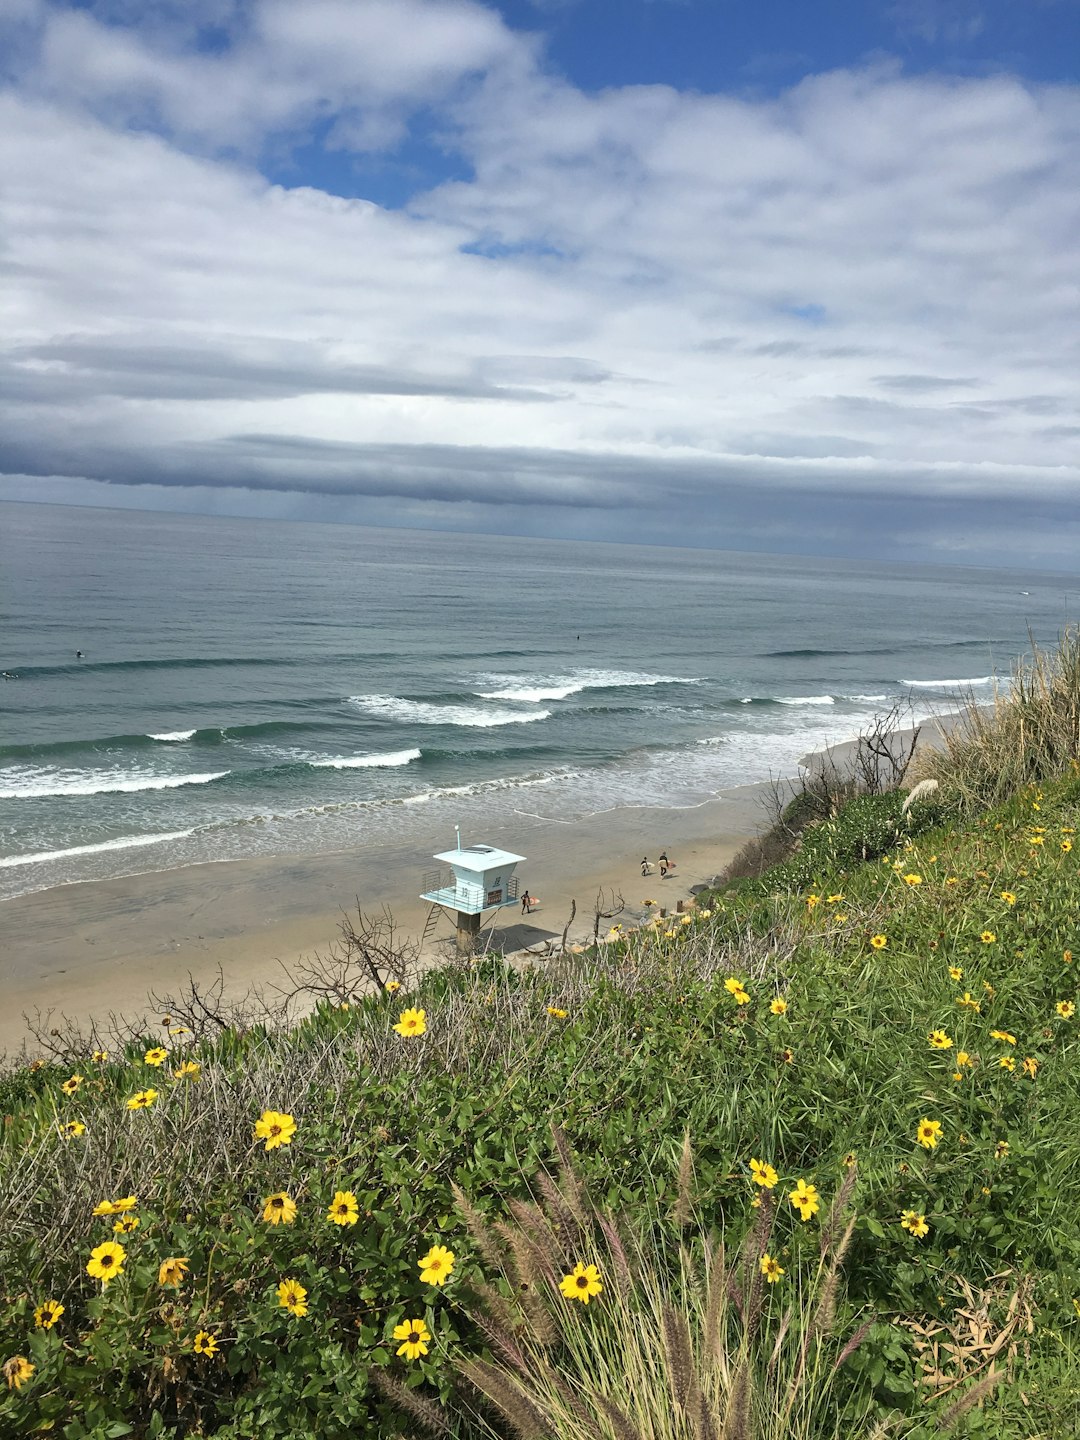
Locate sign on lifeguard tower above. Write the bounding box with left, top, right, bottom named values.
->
left=421, top=833, right=525, bottom=954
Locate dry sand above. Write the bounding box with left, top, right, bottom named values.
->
left=0, top=785, right=770, bottom=1055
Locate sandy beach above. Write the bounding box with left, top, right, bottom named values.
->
left=0, top=784, right=769, bottom=1055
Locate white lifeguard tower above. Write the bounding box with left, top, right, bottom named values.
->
left=420, top=830, right=526, bottom=954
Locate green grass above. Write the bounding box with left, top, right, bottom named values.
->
left=2, top=779, right=1080, bottom=1437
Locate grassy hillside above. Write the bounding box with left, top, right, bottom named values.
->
left=5, top=652, right=1080, bottom=1436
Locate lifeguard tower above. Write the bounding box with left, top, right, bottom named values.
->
left=420, top=831, right=526, bottom=954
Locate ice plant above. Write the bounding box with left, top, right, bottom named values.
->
left=263, top=1192, right=297, bottom=1225
left=127, top=1089, right=158, bottom=1110
left=193, top=1331, right=220, bottom=1357
left=277, top=1279, right=309, bottom=1317
left=33, top=1300, right=64, bottom=1330
left=158, top=1257, right=189, bottom=1288
left=394, top=1318, right=431, bottom=1360
left=759, top=1254, right=784, bottom=1283
left=393, top=1008, right=427, bottom=1037
left=255, top=1110, right=297, bottom=1150
left=327, top=1190, right=359, bottom=1227
left=916, top=1118, right=943, bottom=1150
left=788, top=1179, right=820, bottom=1222
left=86, top=1241, right=126, bottom=1286
left=749, top=1158, right=779, bottom=1189
left=560, top=1262, right=603, bottom=1303
left=901, top=1211, right=929, bottom=1238
left=418, top=1244, right=456, bottom=1286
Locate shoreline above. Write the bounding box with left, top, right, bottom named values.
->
left=0, top=784, right=770, bottom=1054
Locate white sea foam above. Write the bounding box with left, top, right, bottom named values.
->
left=310, top=748, right=421, bottom=769
left=475, top=669, right=698, bottom=703
left=844, top=694, right=892, bottom=704
left=0, top=768, right=230, bottom=799
left=348, top=695, right=551, bottom=728
left=901, top=676, right=995, bottom=689
left=777, top=695, right=835, bottom=706
left=0, top=829, right=196, bottom=868
left=148, top=730, right=197, bottom=742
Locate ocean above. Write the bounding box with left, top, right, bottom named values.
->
left=1, top=501, right=1076, bottom=903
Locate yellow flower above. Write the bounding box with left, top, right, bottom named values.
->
left=547, top=1006, right=569, bottom=1018
left=1064, top=950, right=1073, bottom=965
left=92, top=1049, right=108, bottom=1063
left=998, top=1056, right=1016, bottom=1072
left=61, top=1074, right=84, bottom=1096
left=1056, top=1000, right=1076, bottom=1019
left=949, top=966, right=964, bottom=981
left=559, top=1262, right=604, bottom=1303
left=63, top=1120, right=86, bottom=1138
left=262, top=1192, right=298, bottom=1225
left=385, top=980, right=402, bottom=993
left=393, top=1317, right=431, bottom=1360
left=144, top=1047, right=168, bottom=1067
left=805, top=893, right=821, bottom=909
left=1022, top=1056, right=1039, bottom=1078
left=994, top=1140, right=1010, bottom=1159
left=173, top=1061, right=201, bottom=1080
left=158, top=1257, right=190, bottom=1288
left=112, top=1195, right=137, bottom=1212
left=193, top=1331, right=219, bottom=1357
left=956, top=1050, right=972, bottom=1068
left=826, top=893, right=843, bottom=904
left=393, top=1008, right=427, bottom=1038
left=903, top=873, right=922, bottom=886
left=946, top=876, right=959, bottom=886
left=759, top=1254, right=784, bottom=1283
left=418, top=1244, right=456, bottom=1286
left=870, top=934, right=887, bottom=949
left=989, top=1029, right=1015, bottom=1046
left=769, top=997, right=788, bottom=1016
left=1030, top=835, right=1044, bottom=846
left=980, top=931, right=996, bottom=944
left=724, top=977, right=750, bottom=1002
left=843, top=1152, right=857, bottom=1169
left=86, top=1240, right=126, bottom=1285
left=1000, top=891, right=1016, bottom=906
left=781, top=1048, right=794, bottom=1064
left=255, top=1110, right=296, bottom=1150
left=928, top=1030, right=953, bottom=1050
left=113, top=1214, right=140, bottom=1235
left=127, top=1089, right=158, bottom=1110
left=3, top=1356, right=34, bottom=1391
left=327, top=1190, right=359, bottom=1227
left=900, top=1210, right=929, bottom=1238
left=749, top=1158, right=778, bottom=1190
left=788, top=1179, right=820, bottom=1221
left=1063, top=840, right=1073, bottom=853
left=277, top=1278, right=309, bottom=1317
left=168, top=1025, right=190, bottom=1036
left=916, top=1118, right=943, bottom=1150
left=957, top=992, right=981, bottom=1013
left=33, top=1300, right=64, bottom=1330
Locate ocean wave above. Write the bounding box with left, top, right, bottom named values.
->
left=148, top=730, right=197, bottom=742
left=348, top=695, right=552, bottom=728
left=0, top=829, right=196, bottom=869
left=0, top=768, right=231, bottom=799
left=475, top=669, right=699, bottom=704
left=309, top=748, right=421, bottom=770
left=901, top=677, right=995, bottom=689
left=777, top=695, right=836, bottom=706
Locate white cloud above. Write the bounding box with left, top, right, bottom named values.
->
left=1, top=1, right=1079, bottom=562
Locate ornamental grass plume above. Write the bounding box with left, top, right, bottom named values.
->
left=440, top=1130, right=879, bottom=1440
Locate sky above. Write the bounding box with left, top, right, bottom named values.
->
left=1, top=0, right=1078, bottom=564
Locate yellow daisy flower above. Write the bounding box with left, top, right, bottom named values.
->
left=916, top=1118, right=943, bottom=1150
left=262, top=1192, right=298, bottom=1225
left=255, top=1110, right=296, bottom=1150
left=393, top=1317, right=431, bottom=1359
left=393, top=1008, right=427, bottom=1038
left=276, top=1278, right=308, bottom=1317
left=327, top=1190, right=359, bottom=1227
left=559, top=1262, right=604, bottom=1303
left=418, top=1244, right=456, bottom=1286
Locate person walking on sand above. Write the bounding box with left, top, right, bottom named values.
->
left=641, top=856, right=651, bottom=877
left=659, top=851, right=669, bottom=878
left=521, top=890, right=531, bottom=914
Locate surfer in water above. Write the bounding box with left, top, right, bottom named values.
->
left=75, top=650, right=84, bottom=659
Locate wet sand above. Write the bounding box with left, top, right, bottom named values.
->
left=0, top=785, right=770, bottom=1055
